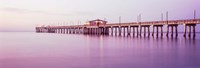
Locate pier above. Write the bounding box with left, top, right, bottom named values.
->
left=36, top=19, right=200, bottom=38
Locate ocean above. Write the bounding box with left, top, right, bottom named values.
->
left=0, top=32, right=200, bottom=68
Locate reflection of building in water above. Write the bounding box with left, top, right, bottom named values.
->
left=85, top=19, right=107, bottom=26
left=87, top=36, right=105, bottom=68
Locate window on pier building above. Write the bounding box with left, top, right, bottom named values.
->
left=85, top=19, right=107, bottom=26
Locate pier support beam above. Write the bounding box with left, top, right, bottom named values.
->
left=119, top=26, right=121, bottom=36
left=115, top=27, right=117, bottom=35
left=123, top=27, right=126, bottom=36
left=171, top=26, right=174, bottom=37
left=148, top=27, right=150, bottom=37
left=175, top=26, right=178, bottom=37
left=152, top=25, right=163, bottom=37
left=137, top=27, right=139, bottom=37
left=161, top=27, right=163, bottom=37
left=167, top=24, right=178, bottom=38
left=144, top=27, right=146, bottom=37
left=166, top=26, right=169, bottom=37
left=111, top=27, right=113, bottom=35
left=193, top=25, right=196, bottom=38
left=140, top=25, right=150, bottom=37
left=156, top=26, right=158, bottom=37
left=183, top=25, right=187, bottom=37
left=127, top=26, right=131, bottom=36
left=132, top=27, right=135, bottom=36
left=140, top=26, right=142, bottom=37
left=188, top=26, right=191, bottom=38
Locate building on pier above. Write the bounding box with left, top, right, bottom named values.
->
left=85, top=19, right=107, bottom=26
left=83, top=19, right=108, bottom=34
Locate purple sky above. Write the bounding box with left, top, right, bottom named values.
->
left=0, top=0, right=199, bottom=32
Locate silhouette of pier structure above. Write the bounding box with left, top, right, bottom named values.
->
left=36, top=18, right=200, bottom=38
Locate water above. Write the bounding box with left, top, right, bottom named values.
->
left=0, top=32, right=200, bottom=68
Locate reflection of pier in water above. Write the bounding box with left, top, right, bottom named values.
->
left=36, top=19, right=200, bottom=38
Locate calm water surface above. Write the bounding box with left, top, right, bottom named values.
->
left=0, top=32, right=200, bottom=68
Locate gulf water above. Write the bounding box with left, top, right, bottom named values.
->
left=0, top=32, right=200, bottom=68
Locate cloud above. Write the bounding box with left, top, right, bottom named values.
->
left=0, top=7, right=94, bottom=16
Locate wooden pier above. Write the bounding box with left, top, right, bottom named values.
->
left=36, top=19, right=200, bottom=38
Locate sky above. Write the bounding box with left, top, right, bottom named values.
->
left=0, top=0, right=199, bottom=31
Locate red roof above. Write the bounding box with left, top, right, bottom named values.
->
left=89, top=19, right=107, bottom=22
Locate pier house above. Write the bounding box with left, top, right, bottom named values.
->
left=83, top=19, right=108, bottom=35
